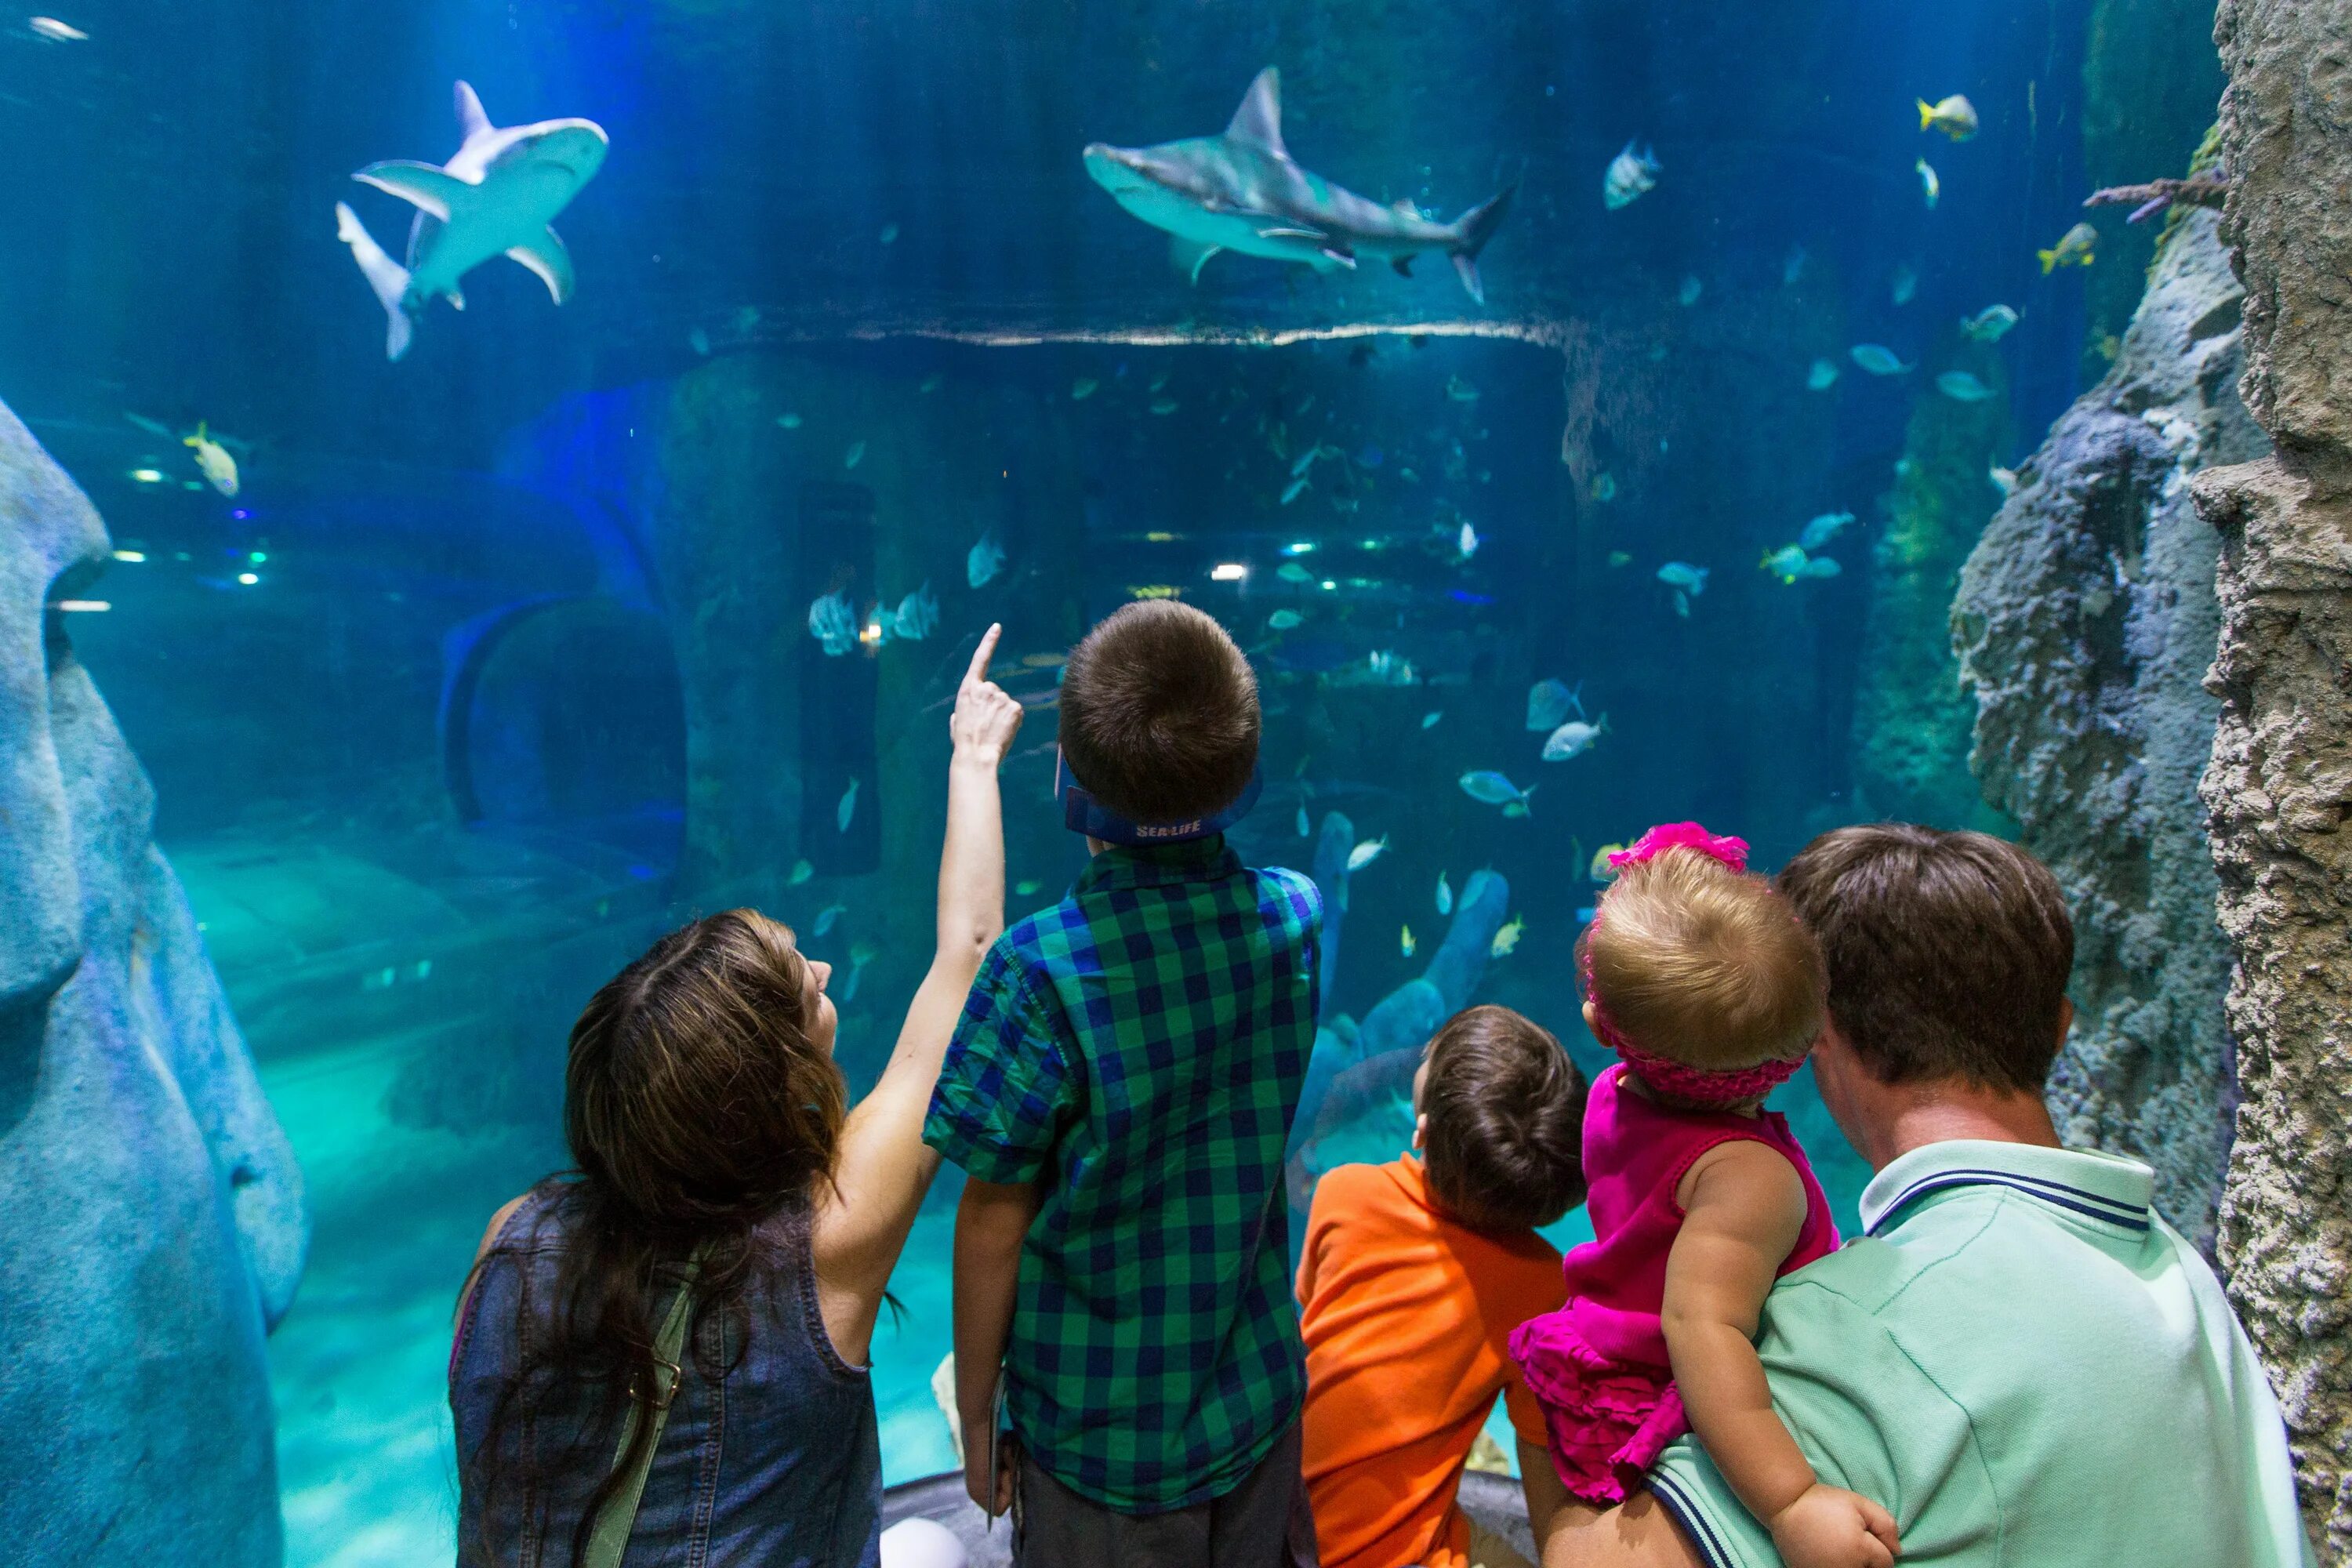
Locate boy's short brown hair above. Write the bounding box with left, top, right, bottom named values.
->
left=1420, top=1005, right=1588, bottom=1232
left=1581, top=849, right=1826, bottom=1073
left=1775, top=823, right=2074, bottom=1093
left=1057, top=600, right=1261, bottom=825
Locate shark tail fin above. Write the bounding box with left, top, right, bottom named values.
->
left=1448, top=183, right=1516, bottom=306
left=336, top=201, right=414, bottom=361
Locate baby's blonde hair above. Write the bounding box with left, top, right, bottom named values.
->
left=1581, top=847, right=1825, bottom=1073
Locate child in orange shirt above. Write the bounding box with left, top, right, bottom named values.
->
left=1296, top=1005, right=1589, bottom=1568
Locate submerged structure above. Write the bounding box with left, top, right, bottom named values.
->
left=5, top=0, right=2352, bottom=1559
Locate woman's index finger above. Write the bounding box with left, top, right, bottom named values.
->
left=965, top=623, right=1003, bottom=686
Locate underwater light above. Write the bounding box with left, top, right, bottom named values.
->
left=249, top=550, right=268, bottom=564
left=236, top=572, right=259, bottom=586
left=859, top=619, right=884, bottom=646
left=128, top=468, right=164, bottom=485
left=51, top=600, right=109, bottom=613
left=1211, top=562, right=1248, bottom=582
left=231, top=509, right=251, bottom=521
left=1320, top=579, right=1338, bottom=591
left=1283, top=542, right=1317, bottom=556
left=111, top=550, right=145, bottom=564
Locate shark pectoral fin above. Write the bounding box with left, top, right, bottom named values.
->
left=1451, top=253, right=1486, bottom=305
left=1319, top=247, right=1357, bottom=270
left=454, top=80, right=493, bottom=142
left=354, top=160, right=468, bottom=220
left=1169, top=235, right=1222, bottom=287
left=1392, top=256, right=1414, bottom=278
left=506, top=227, right=576, bottom=304
left=336, top=201, right=415, bottom=361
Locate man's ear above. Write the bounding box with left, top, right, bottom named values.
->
left=1582, top=1000, right=1599, bottom=1032
left=1413, top=1112, right=1427, bottom=1152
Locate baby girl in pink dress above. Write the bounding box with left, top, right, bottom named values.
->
left=1509, top=823, right=1900, bottom=1568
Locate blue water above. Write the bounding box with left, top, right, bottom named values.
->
left=4, top=0, right=2187, bottom=1558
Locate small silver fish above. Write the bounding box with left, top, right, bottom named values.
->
left=1891, top=263, right=1919, bottom=307
left=1936, top=370, right=1996, bottom=402
left=1526, top=678, right=1584, bottom=731
left=1656, top=561, right=1709, bottom=594
left=1458, top=519, right=1480, bottom=559
left=1849, top=343, right=1914, bottom=376
left=1347, top=835, right=1389, bottom=873
left=1459, top=771, right=1534, bottom=809
left=1961, top=304, right=2020, bottom=342
left=1400, top=925, right=1417, bottom=958
left=1072, top=378, right=1099, bottom=400
left=1799, top=511, right=1856, bottom=552
left=777, top=412, right=804, bottom=429
left=1761, top=543, right=1811, bottom=583
left=1542, top=717, right=1607, bottom=762
left=844, top=440, right=866, bottom=469
left=1678, top=274, right=1702, bottom=307
left=1436, top=873, right=1454, bottom=916
left=1149, top=397, right=1180, bottom=415
left=1603, top=143, right=1662, bottom=210
left=1281, top=476, right=1310, bottom=506
left=1421, top=710, right=1443, bottom=729
left=1268, top=608, right=1305, bottom=630
left=183, top=423, right=238, bottom=497
left=1917, top=158, right=1940, bottom=209
left=813, top=902, right=848, bottom=937
left=29, top=16, right=88, bottom=40
left=1277, top=562, right=1315, bottom=584
left=788, top=859, right=815, bottom=886
left=1297, top=804, right=1311, bottom=838
left=967, top=527, right=1007, bottom=588
left=837, top=778, right=860, bottom=833
left=1806, top=358, right=1840, bottom=391
left=1918, top=94, right=1980, bottom=141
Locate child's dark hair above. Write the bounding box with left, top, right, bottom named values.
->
left=1057, top=600, right=1261, bottom=824
left=1420, top=1005, right=1588, bottom=1232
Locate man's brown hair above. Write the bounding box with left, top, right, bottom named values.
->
left=1420, top=1005, right=1588, bottom=1232
left=1057, top=600, right=1261, bottom=825
left=1775, top=823, right=2074, bottom=1093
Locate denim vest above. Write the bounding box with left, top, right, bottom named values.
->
left=452, top=1185, right=882, bottom=1567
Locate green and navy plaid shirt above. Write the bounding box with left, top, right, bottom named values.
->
left=924, top=836, right=1323, bottom=1512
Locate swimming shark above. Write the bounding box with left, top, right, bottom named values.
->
left=335, top=81, right=608, bottom=361
left=1083, top=68, right=1514, bottom=303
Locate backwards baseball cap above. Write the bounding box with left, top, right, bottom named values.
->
left=1054, top=747, right=1262, bottom=846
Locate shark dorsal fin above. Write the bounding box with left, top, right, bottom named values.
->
left=455, top=81, right=493, bottom=142
left=1225, top=68, right=1286, bottom=158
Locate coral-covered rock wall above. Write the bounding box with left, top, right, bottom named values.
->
left=1954, top=208, right=2261, bottom=1248
left=0, top=401, right=307, bottom=1565
left=2201, top=0, right=2352, bottom=1552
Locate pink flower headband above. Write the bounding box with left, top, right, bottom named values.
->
left=1583, top=822, right=1806, bottom=1109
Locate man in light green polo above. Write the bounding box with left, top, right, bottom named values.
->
left=1541, top=823, right=2312, bottom=1568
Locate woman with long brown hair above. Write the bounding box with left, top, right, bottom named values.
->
left=450, top=626, right=1023, bottom=1567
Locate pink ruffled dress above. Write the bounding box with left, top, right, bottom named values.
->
left=1506, top=1062, right=1840, bottom=1504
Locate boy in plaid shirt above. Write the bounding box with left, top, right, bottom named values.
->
left=925, top=601, right=1323, bottom=1566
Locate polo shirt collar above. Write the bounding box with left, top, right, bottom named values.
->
left=1860, top=1138, right=2156, bottom=1238
left=1075, top=834, right=1242, bottom=893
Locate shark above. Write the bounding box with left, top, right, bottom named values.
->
left=1083, top=68, right=1514, bottom=303
left=335, top=82, right=608, bottom=361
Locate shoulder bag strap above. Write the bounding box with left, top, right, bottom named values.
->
left=583, top=1250, right=705, bottom=1568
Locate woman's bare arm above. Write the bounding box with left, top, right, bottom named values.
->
left=813, top=625, right=1022, bottom=1363
left=1664, top=1142, right=1897, bottom=1568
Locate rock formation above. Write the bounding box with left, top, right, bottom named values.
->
left=2202, top=0, right=2352, bottom=1551
left=0, top=401, right=307, bottom=1565
left=1953, top=207, right=2262, bottom=1249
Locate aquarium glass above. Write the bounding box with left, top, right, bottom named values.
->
left=3, top=0, right=2197, bottom=1559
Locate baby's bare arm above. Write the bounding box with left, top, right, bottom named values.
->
left=1664, top=1142, right=1898, bottom=1567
